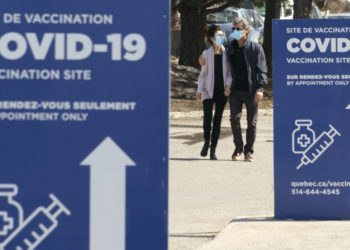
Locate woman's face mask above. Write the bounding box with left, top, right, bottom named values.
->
left=215, top=36, right=225, bottom=46
left=214, top=31, right=225, bottom=46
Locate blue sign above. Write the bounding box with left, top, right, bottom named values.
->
left=273, top=19, right=350, bottom=219
left=0, top=1, right=169, bottom=249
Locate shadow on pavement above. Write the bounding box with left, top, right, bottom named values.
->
left=169, top=232, right=218, bottom=239
left=170, top=158, right=207, bottom=161
left=229, top=216, right=276, bottom=224
left=170, top=158, right=249, bottom=162
left=170, top=128, right=234, bottom=145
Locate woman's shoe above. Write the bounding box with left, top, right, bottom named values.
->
left=200, top=141, right=209, bottom=157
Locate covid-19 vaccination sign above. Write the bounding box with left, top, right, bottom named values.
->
left=273, top=19, right=350, bottom=219
left=0, top=1, right=169, bottom=249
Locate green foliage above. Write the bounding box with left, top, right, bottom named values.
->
left=252, top=0, right=265, bottom=8
left=171, top=0, right=179, bottom=13
left=174, top=0, right=248, bottom=10
left=313, top=0, right=326, bottom=9
left=224, top=0, right=246, bottom=6
left=173, top=0, right=266, bottom=13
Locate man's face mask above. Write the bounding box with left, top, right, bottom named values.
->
left=230, top=29, right=243, bottom=41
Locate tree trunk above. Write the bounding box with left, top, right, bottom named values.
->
left=263, top=0, right=278, bottom=78
left=178, top=4, right=206, bottom=68
left=293, top=0, right=313, bottom=19
left=275, top=0, right=281, bottom=19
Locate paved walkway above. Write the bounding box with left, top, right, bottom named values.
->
left=196, top=218, right=350, bottom=250
left=169, top=109, right=350, bottom=250
left=169, top=109, right=274, bottom=250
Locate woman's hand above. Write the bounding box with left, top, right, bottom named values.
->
left=196, top=92, right=201, bottom=101
left=199, top=55, right=206, bottom=66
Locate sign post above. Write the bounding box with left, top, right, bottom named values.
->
left=0, top=1, right=169, bottom=249
left=273, top=19, right=350, bottom=219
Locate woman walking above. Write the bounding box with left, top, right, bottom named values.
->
left=196, top=25, right=232, bottom=160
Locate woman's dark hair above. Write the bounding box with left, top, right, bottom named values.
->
left=206, top=24, right=222, bottom=46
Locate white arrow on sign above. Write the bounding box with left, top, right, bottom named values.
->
left=81, top=136, right=136, bottom=250
left=346, top=104, right=350, bottom=109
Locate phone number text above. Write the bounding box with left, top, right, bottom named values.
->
left=291, top=189, right=340, bottom=196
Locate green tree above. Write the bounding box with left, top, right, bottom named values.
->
left=174, top=0, right=245, bottom=68
left=173, top=0, right=266, bottom=68
left=293, top=0, right=313, bottom=18
left=313, top=0, right=327, bottom=9
left=262, top=0, right=280, bottom=78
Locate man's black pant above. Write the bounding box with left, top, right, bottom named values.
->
left=229, top=91, right=258, bottom=155
left=203, top=95, right=227, bottom=148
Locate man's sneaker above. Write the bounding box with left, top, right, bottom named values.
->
left=244, top=153, right=254, bottom=162
left=232, top=149, right=242, bottom=161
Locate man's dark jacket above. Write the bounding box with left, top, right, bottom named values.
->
left=226, top=39, right=267, bottom=97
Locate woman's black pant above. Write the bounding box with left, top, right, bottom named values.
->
left=203, top=95, right=227, bottom=148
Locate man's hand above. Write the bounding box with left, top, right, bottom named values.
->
left=254, top=90, right=263, bottom=103
left=224, top=86, right=230, bottom=96
left=196, top=92, right=201, bottom=101
left=199, top=55, right=206, bottom=66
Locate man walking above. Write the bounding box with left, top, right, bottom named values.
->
left=226, top=17, right=267, bottom=162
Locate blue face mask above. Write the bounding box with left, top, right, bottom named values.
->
left=215, top=36, right=225, bottom=46
left=229, top=30, right=243, bottom=41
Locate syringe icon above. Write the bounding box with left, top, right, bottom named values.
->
left=0, top=194, right=70, bottom=250
left=297, top=125, right=341, bottom=170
